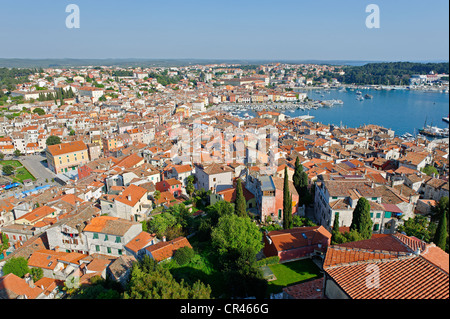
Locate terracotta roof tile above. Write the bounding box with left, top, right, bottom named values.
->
left=0, top=274, right=44, bottom=299
left=145, top=237, right=191, bottom=262
left=47, top=140, right=87, bottom=156
left=323, top=233, right=449, bottom=299
left=125, top=232, right=156, bottom=253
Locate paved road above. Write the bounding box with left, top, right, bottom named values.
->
left=16, top=154, right=56, bottom=182
left=0, top=155, right=58, bottom=199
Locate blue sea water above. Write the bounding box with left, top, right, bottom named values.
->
left=290, top=88, right=449, bottom=136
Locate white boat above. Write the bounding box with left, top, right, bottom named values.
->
left=419, top=125, right=449, bottom=138
left=443, top=116, right=449, bottom=123
left=401, top=132, right=413, bottom=139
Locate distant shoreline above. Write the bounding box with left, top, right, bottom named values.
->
left=0, top=58, right=448, bottom=69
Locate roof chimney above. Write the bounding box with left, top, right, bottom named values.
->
left=162, top=236, right=166, bottom=242
left=127, top=195, right=131, bottom=201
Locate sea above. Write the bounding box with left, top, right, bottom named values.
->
left=284, top=88, right=450, bottom=137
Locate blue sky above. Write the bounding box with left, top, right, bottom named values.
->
left=0, top=0, right=448, bottom=61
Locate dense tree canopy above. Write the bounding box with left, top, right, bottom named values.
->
left=211, top=214, right=263, bottom=257
left=123, top=255, right=211, bottom=299
left=397, top=215, right=435, bottom=242
left=46, top=135, right=61, bottom=145
left=2, top=257, right=30, bottom=278
left=336, top=62, right=449, bottom=85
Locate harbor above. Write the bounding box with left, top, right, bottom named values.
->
left=213, top=97, right=344, bottom=120
left=213, top=87, right=448, bottom=137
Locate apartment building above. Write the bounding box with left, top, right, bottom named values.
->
left=78, top=86, right=104, bottom=101
left=46, top=140, right=89, bottom=174
left=195, top=162, right=233, bottom=192
left=82, top=216, right=142, bottom=257
left=314, top=175, right=400, bottom=234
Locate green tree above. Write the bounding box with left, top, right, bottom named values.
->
left=292, top=216, right=316, bottom=227
left=433, top=207, right=448, bottom=250
left=2, top=257, right=30, bottom=278
left=173, top=246, right=195, bottom=266
left=46, top=135, right=61, bottom=146
left=331, top=212, right=340, bottom=244
left=30, top=267, right=44, bottom=282
left=234, top=179, right=247, bottom=217
left=293, top=157, right=302, bottom=194
left=0, top=152, right=4, bottom=160
left=350, top=197, right=373, bottom=240
left=299, top=172, right=310, bottom=202
left=432, top=196, right=449, bottom=227
left=421, top=165, right=439, bottom=177
left=221, top=247, right=267, bottom=299
left=186, top=175, right=195, bottom=198
left=283, top=167, right=293, bottom=229
left=70, top=276, right=122, bottom=299
left=211, top=214, right=263, bottom=257
left=1, top=232, right=9, bottom=251
left=147, top=212, right=177, bottom=238
left=123, top=255, right=211, bottom=299
left=13, top=149, right=22, bottom=157
left=32, top=107, right=45, bottom=116
left=398, top=215, right=433, bottom=242
left=153, top=190, right=161, bottom=202
left=293, top=157, right=310, bottom=205
left=2, top=165, right=14, bottom=176
left=205, top=200, right=234, bottom=227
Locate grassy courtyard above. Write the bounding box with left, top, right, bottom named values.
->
left=164, top=237, right=227, bottom=298
left=163, top=231, right=323, bottom=298
left=0, top=160, right=36, bottom=183
left=266, top=258, right=322, bottom=295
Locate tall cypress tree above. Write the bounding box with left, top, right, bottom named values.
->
left=283, top=167, right=293, bottom=229
left=350, top=197, right=373, bottom=239
left=235, top=179, right=247, bottom=218
left=293, top=156, right=309, bottom=205
left=331, top=212, right=341, bottom=244
left=300, top=172, right=308, bottom=196
left=434, top=210, right=448, bottom=250
left=293, top=157, right=302, bottom=194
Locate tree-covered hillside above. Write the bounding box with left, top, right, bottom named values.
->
left=336, top=62, right=449, bottom=85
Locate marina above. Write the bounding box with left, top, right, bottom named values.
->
left=215, top=87, right=449, bottom=137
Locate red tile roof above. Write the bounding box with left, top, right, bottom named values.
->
left=283, top=277, right=325, bottom=299
left=323, top=233, right=449, bottom=299
left=115, top=184, right=148, bottom=207
left=267, top=226, right=331, bottom=253
left=0, top=273, right=44, bottom=299
left=47, top=140, right=87, bottom=156
left=325, top=254, right=448, bottom=299
left=125, top=232, right=156, bottom=253
left=145, top=237, right=191, bottom=262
